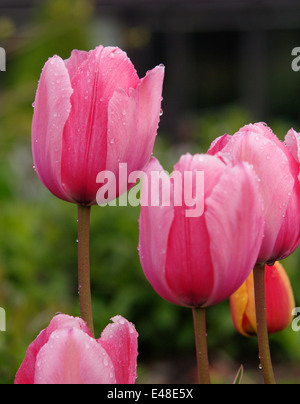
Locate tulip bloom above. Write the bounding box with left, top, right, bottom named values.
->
left=15, top=314, right=138, bottom=384
left=208, top=123, right=300, bottom=264
left=32, top=45, right=164, bottom=205
left=138, top=154, right=265, bottom=308
left=230, top=262, right=295, bottom=336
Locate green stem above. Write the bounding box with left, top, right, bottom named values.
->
left=77, top=205, right=94, bottom=336
left=253, top=262, right=275, bottom=384
left=192, top=307, right=211, bottom=384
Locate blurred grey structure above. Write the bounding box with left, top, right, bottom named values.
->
left=2, top=0, right=300, bottom=139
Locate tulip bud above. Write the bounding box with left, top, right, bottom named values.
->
left=230, top=262, right=295, bottom=336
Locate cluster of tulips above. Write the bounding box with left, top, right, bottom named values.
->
left=14, top=45, right=300, bottom=384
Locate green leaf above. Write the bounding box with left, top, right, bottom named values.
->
left=233, top=365, right=244, bottom=384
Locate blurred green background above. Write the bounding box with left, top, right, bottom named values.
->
left=1, top=0, right=300, bottom=384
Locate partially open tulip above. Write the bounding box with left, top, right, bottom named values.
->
left=15, top=314, right=138, bottom=384
left=230, top=262, right=295, bottom=336
left=32, top=45, right=164, bottom=205
left=208, top=123, right=300, bottom=264
left=138, top=154, right=265, bottom=308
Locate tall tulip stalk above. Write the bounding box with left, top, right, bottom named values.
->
left=31, top=45, right=165, bottom=333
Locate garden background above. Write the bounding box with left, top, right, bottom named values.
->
left=1, top=0, right=300, bottom=384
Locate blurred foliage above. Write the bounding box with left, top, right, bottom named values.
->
left=0, top=0, right=300, bottom=384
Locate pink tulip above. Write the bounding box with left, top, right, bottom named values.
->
left=32, top=45, right=164, bottom=205
left=208, top=123, right=300, bottom=264
left=14, top=314, right=138, bottom=384
left=138, top=154, right=265, bottom=308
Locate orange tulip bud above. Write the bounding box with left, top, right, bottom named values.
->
left=230, top=262, right=295, bottom=337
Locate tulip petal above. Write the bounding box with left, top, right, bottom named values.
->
left=14, top=314, right=93, bottom=384
left=285, top=128, right=300, bottom=171
left=243, top=273, right=257, bottom=335
left=138, top=158, right=179, bottom=305
left=31, top=56, right=74, bottom=202
left=61, top=46, right=140, bottom=204
left=106, top=65, right=164, bottom=198
left=207, top=134, right=232, bottom=155
left=220, top=126, right=294, bottom=262
left=204, top=163, right=264, bottom=306
left=45, top=313, right=93, bottom=337
left=14, top=327, right=49, bottom=384
left=34, top=328, right=116, bottom=384
left=64, top=49, right=89, bottom=81
left=164, top=154, right=227, bottom=307
left=98, top=316, right=138, bottom=384
left=229, top=282, right=251, bottom=337
left=265, top=262, right=295, bottom=333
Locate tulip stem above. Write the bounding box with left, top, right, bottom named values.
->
left=77, top=205, right=94, bottom=336
left=253, top=262, right=275, bottom=384
left=192, top=307, right=211, bottom=384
